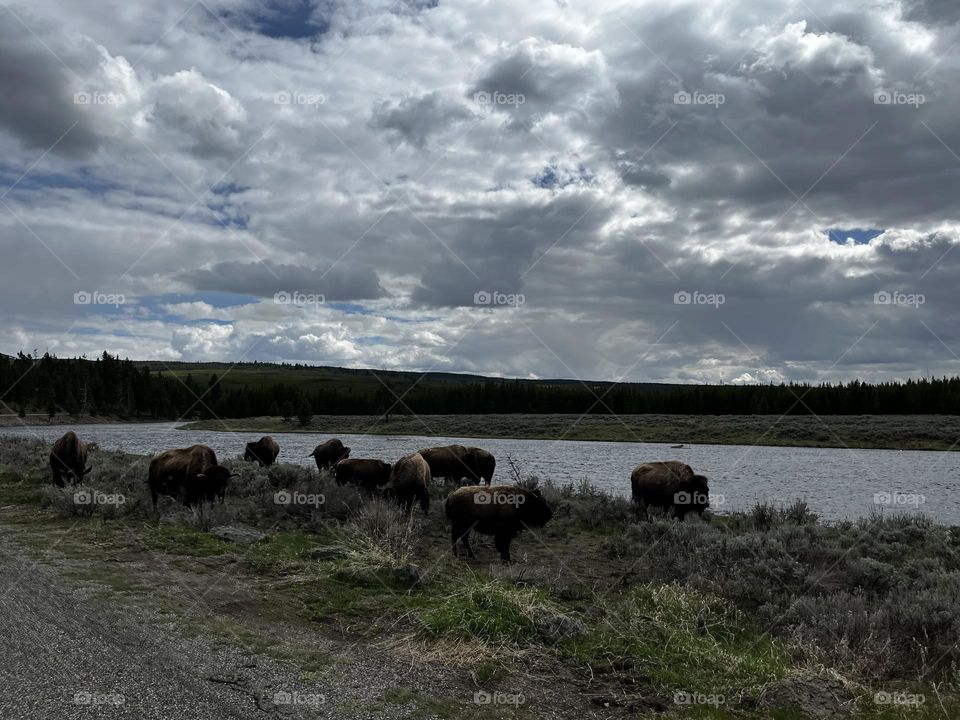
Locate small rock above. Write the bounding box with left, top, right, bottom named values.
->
left=391, top=563, right=426, bottom=588
left=531, top=607, right=588, bottom=643
left=209, top=526, right=267, bottom=544
left=308, top=546, right=349, bottom=561
left=759, top=676, right=855, bottom=718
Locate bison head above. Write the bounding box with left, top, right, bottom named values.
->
left=675, top=474, right=710, bottom=515
left=340, top=446, right=351, bottom=461
left=520, top=489, right=553, bottom=528
left=243, top=443, right=258, bottom=462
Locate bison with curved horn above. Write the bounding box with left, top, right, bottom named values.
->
left=333, top=458, right=392, bottom=494
left=308, top=438, right=351, bottom=472
left=244, top=436, right=280, bottom=467
left=49, top=431, right=91, bottom=487
left=385, top=452, right=431, bottom=515
left=445, top=485, right=553, bottom=562
left=419, top=445, right=479, bottom=484
left=148, top=444, right=237, bottom=508
left=630, top=460, right=710, bottom=520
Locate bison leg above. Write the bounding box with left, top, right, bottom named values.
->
left=494, top=532, right=512, bottom=563
left=418, top=490, right=429, bottom=516
left=451, top=524, right=474, bottom=558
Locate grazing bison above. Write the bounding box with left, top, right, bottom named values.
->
left=244, top=436, right=280, bottom=466
left=333, top=458, right=392, bottom=493
left=465, top=447, right=495, bottom=485
left=419, top=445, right=479, bottom=484
left=309, top=438, right=351, bottom=471
left=386, top=452, right=431, bottom=515
left=49, top=431, right=91, bottom=487
left=630, top=461, right=710, bottom=520
left=445, top=485, right=553, bottom=562
left=147, top=445, right=237, bottom=508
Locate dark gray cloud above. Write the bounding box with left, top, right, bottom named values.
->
left=0, top=8, right=102, bottom=157
left=370, top=92, right=474, bottom=149
left=181, top=260, right=387, bottom=301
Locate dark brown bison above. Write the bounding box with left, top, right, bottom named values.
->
left=419, top=445, right=479, bottom=483
left=333, top=458, right=392, bottom=493
left=147, top=445, right=237, bottom=508
left=49, top=431, right=91, bottom=487
left=309, top=438, right=351, bottom=471
left=386, top=452, right=431, bottom=515
left=445, top=485, right=553, bottom=562
left=244, top=436, right=280, bottom=466
left=630, top=461, right=710, bottom=520
left=465, top=447, right=495, bottom=485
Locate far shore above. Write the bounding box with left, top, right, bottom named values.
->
left=175, top=413, right=960, bottom=451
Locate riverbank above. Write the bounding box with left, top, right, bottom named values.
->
left=180, top=413, right=960, bottom=451
left=1, top=436, right=956, bottom=718
left=0, top=413, right=164, bottom=427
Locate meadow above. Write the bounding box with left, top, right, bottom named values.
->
left=183, top=412, right=960, bottom=450
left=2, top=436, right=959, bottom=718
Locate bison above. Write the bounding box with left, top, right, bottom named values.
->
left=309, top=438, right=351, bottom=471
left=49, top=431, right=91, bottom=487
left=386, top=452, right=431, bottom=515
left=147, top=444, right=237, bottom=508
left=630, top=460, right=710, bottom=520
left=445, top=485, right=553, bottom=562
left=333, top=458, right=392, bottom=493
left=244, top=436, right=280, bottom=467
left=419, top=445, right=479, bottom=484
left=465, top=446, right=495, bottom=485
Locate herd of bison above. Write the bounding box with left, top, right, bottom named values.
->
left=47, top=430, right=712, bottom=562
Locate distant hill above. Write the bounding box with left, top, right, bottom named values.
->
left=139, top=360, right=686, bottom=395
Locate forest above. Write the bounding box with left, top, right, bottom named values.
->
left=1, top=351, right=959, bottom=421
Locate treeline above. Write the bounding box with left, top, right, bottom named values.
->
left=2, top=352, right=959, bottom=420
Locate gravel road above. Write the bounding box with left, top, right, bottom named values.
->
left=0, top=517, right=608, bottom=720
left=0, top=528, right=334, bottom=718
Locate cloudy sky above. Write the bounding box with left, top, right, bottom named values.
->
left=2, top=0, right=959, bottom=384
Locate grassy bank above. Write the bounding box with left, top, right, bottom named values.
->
left=2, top=436, right=958, bottom=718
left=181, top=413, right=960, bottom=451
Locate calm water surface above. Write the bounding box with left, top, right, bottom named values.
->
left=3, top=423, right=956, bottom=524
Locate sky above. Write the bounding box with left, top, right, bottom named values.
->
left=1, top=0, right=959, bottom=385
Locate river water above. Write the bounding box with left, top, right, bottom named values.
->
left=3, top=422, right=956, bottom=524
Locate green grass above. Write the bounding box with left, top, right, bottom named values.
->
left=143, top=525, right=232, bottom=556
